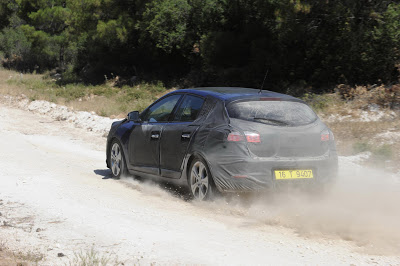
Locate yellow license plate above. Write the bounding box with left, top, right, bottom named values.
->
left=275, top=170, right=314, bottom=180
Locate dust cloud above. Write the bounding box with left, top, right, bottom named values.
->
left=119, top=174, right=190, bottom=200
left=116, top=159, right=400, bottom=255
left=197, top=158, right=400, bottom=255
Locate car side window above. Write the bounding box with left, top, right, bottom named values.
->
left=173, top=95, right=205, bottom=122
left=141, top=94, right=182, bottom=122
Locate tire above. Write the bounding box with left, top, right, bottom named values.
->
left=109, top=139, right=127, bottom=179
left=188, top=157, right=216, bottom=201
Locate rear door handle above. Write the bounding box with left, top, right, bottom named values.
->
left=181, top=133, right=191, bottom=140
left=151, top=131, right=160, bottom=140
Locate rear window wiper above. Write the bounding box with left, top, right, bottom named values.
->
left=253, top=117, right=289, bottom=126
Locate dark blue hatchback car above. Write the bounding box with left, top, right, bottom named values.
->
left=106, top=87, right=338, bottom=200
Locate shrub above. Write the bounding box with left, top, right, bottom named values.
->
left=353, top=141, right=371, bottom=154
left=301, top=92, right=338, bottom=112
left=372, top=144, right=393, bottom=160
left=336, top=84, right=400, bottom=110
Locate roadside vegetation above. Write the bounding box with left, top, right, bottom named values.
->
left=302, top=85, right=400, bottom=172
left=0, top=241, right=44, bottom=265
left=68, top=248, right=125, bottom=266
left=0, top=68, right=172, bottom=117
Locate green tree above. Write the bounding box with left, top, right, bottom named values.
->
left=0, top=26, right=32, bottom=69
left=1, top=0, right=400, bottom=88
left=0, top=2, right=13, bottom=30
left=139, top=0, right=192, bottom=52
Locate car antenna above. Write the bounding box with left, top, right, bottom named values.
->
left=259, top=69, right=269, bottom=94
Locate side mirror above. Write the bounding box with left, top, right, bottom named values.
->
left=127, top=111, right=141, bottom=122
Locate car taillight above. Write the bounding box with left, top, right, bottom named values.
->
left=244, top=132, right=261, bottom=143
left=227, top=132, right=245, bottom=142
left=227, top=131, right=261, bottom=143
left=321, top=130, right=330, bottom=142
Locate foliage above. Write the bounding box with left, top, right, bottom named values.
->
left=140, top=0, right=191, bottom=52
left=353, top=141, right=393, bottom=163
left=373, top=144, right=393, bottom=160
left=336, top=84, right=400, bottom=109
left=1, top=0, right=400, bottom=90
left=68, top=247, right=123, bottom=266
left=0, top=26, right=32, bottom=69
left=353, top=141, right=372, bottom=154
left=301, top=92, right=338, bottom=112
left=3, top=68, right=167, bottom=115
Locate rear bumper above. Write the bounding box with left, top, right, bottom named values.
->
left=207, top=152, right=338, bottom=192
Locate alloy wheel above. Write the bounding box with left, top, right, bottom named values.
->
left=190, top=160, right=209, bottom=200
left=111, top=142, right=122, bottom=177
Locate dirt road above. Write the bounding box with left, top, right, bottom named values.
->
left=0, top=102, right=400, bottom=265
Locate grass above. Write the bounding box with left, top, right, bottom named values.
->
left=13, top=250, right=44, bottom=264
left=373, top=144, right=393, bottom=159
left=0, top=245, right=45, bottom=265
left=353, top=141, right=372, bottom=154
left=0, top=242, right=124, bottom=266
left=68, top=248, right=125, bottom=266
left=301, top=92, right=343, bottom=113
left=0, top=68, right=174, bottom=118
left=353, top=141, right=393, bottom=160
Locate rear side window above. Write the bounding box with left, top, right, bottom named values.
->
left=227, top=100, right=317, bottom=126
left=173, top=95, right=205, bottom=122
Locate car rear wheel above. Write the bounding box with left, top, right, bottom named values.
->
left=188, top=157, right=216, bottom=201
left=110, top=140, right=127, bottom=179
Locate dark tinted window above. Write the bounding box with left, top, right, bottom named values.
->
left=227, top=100, right=317, bottom=126
left=173, top=95, right=205, bottom=122
left=141, top=94, right=181, bottom=122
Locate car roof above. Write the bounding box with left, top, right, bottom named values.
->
left=175, top=87, right=301, bottom=103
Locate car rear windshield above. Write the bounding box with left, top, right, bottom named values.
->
left=227, top=100, right=317, bottom=126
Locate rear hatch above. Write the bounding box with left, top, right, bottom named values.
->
left=227, top=99, right=331, bottom=158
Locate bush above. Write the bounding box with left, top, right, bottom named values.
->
left=353, top=141, right=393, bottom=162
left=59, top=65, right=81, bottom=84
left=353, top=141, right=371, bottom=154
left=336, top=84, right=400, bottom=110
left=0, top=27, right=32, bottom=70
left=373, top=144, right=393, bottom=160
left=301, top=92, right=338, bottom=112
